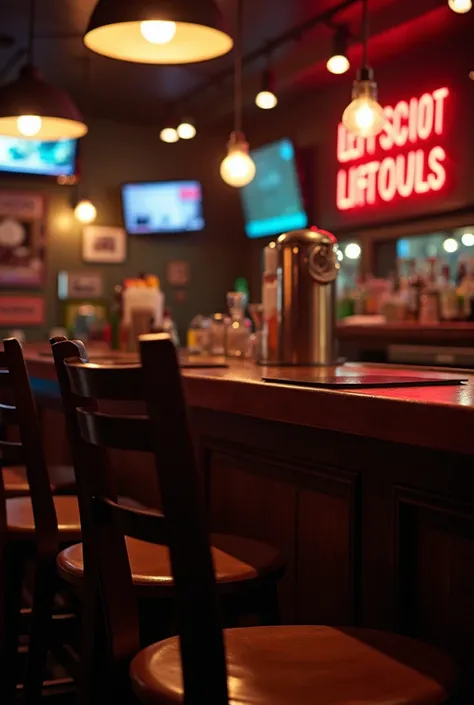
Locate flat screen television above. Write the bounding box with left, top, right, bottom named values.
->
left=0, top=136, right=78, bottom=176
left=121, top=180, right=205, bottom=234
left=240, top=138, right=308, bottom=238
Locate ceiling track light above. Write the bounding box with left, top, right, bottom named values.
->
left=327, top=25, right=350, bottom=75
left=448, top=0, right=472, bottom=13
left=84, top=0, right=233, bottom=64
left=341, top=0, right=385, bottom=138
left=220, top=0, right=256, bottom=187
left=0, top=0, right=87, bottom=141
left=255, top=65, right=278, bottom=110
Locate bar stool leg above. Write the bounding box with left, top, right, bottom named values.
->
left=0, top=544, right=23, bottom=703
left=258, top=581, right=281, bottom=626
left=23, top=556, right=57, bottom=704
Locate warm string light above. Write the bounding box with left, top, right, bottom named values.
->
left=177, top=119, right=196, bottom=139
left=160, top=126, right=179, bottom=143
left=74, top=199, right=97, bottom=224
left=448, top=0, right=472, bottom=13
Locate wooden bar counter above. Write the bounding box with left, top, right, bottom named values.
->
left=24, top=346, right=474, bottom=671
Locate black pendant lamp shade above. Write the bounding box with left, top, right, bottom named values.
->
left=84, top=0, right=233, bottom=64
left=0, top=64, right=87, bottom=140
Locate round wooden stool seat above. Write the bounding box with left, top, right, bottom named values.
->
left=130, top=626, right=455, bottom=705
left=3, top=464, right=76, bottom=498
left=6, top=495, right=81, bottom=542
left=58, top=533, right=283, bottom=597
left=3, top=466, right=30, bottom=496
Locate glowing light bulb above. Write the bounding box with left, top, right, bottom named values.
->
left=160, top=127, right=179, bottom=143
left=220, top=134, right=256, bottom=187
left=448, top=0, right=472, bottom=13
left=74, top=199, right=97, bottom=224
left=336, top=248, right=344, bottom=262
left=343, top=96, right=385, bottom=137
left=140, top=20, right=177, bottom=44
left=443, top=238, right=459, bottom=253
left=344, top=243, right=361, bottom=260
left=17, top=114, right=42, bottom=137
left=462, top=232, right=474, bottom=247
left=255, top=90, right=278, bottom=110
left=177, top=121, right=196, bottom=140
left=327, top=54, right=350, bottom=75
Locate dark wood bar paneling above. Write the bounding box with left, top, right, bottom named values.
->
left=24, top=348, right=474, bottom=673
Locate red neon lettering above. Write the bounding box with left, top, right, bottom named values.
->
left=378, top=157, right=397, bottom=201
left=433, top=87, right=449, bottom=135
left=336, top=86, right=449, bottom=210
left=427, top=146, right=446, bottom=191
left=417, top=93, right=434, bottom=140
left=395, top=152, right=416, bottom=197
left=393, top=101, right=409, bottom=147
left=414, top=149, right=430, bottom=193
left=379, top=106, right=394, bottom=151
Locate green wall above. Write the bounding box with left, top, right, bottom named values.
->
left=0, top=119, right=250, bottom=342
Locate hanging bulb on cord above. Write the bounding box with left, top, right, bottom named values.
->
left=255, top=68, right=278, bottom=109
left=342, top=68, right=385, bottom=137
left=220, top=131, right=256, bottom=187
left=448, top=0, right=472, bottom=13
left=220, top=0, right=255, bottom=187
left=74, top=199, right=97, bottom=224
left=327, top=26, right=350, bottom=75
left=341, top=0, right=384, bottom=138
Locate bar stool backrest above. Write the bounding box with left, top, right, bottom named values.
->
left=51, top=334, right=229, bottom=704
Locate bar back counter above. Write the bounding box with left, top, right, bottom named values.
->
left=25, top=346, right=474, bottom=674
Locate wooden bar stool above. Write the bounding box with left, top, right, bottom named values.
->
left=51, top=337, right=286, bottom=700
left=0, top=338, right=81, bottom=705
left=55, top=334, right=457, bottom=705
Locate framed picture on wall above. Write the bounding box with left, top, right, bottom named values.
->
left=82, top=225, right=127, bottom=264
left=0, top=191, right=47, bottom=288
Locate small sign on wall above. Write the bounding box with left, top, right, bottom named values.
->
left=0, top=295, right=44, bottom=326
left=58, top=270, right=104, bottom=300
left=166, top=260, right=190, bottom=287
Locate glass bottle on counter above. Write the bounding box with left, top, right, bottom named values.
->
left=226, top=291, right=251, bottom=357
left=209, top=313, right=227, bottom=356
left=439, top=265, right=458, bottom=321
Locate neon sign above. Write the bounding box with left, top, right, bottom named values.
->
left=336, top=87, right=449, bottom=211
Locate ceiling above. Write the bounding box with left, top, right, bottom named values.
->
left=0, top=0, right=462, bottom=125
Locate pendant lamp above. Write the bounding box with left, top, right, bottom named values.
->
left=220, top=0, right=256, bottom=188
left=84, top=0, right=233, bottom=64
left=0, top=0, right=87, bottom=141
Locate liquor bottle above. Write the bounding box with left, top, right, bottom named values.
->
left=419, top=258, right=439, bottom=324
left=407, top=259, right=424, bottom=321
left=439, top=265, right=458, bottom=321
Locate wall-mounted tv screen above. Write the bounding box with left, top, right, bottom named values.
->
left=0, top=136, right=78, bottom=176
left=240, top=138, right=308, bottom=238
left=122, top=180, right=205, bottom=234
